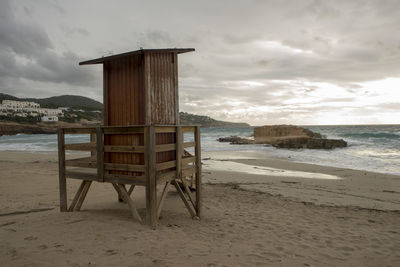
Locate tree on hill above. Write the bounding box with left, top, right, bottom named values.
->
left=0, top=93, right=103, bottom=111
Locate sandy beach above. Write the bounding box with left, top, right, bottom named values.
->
left=1, top=151, right=399, bottom=266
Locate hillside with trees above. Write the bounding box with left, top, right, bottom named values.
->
left=0, top=93, right=250, bottom=127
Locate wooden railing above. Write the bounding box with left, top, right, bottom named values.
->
left=57, top=125, right=201, bottom=226
left=58, top=125, right=200, bottom=183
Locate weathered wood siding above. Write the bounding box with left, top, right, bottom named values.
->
left=104, top=54, right=145, bottom=126
left=103, top=54, right=145, bottom=177
left=147, top=53, right=178, bottom=165
left=148, top=53, right=178, bottom=124
left=103, top=52, right=179, bottom=174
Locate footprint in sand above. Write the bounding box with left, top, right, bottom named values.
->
left=152, top=259, right=167, bottom=266
left=24, top=236, right=38, bottom=241
left=260, top=252, right=280, bottom=258
left=105, top=249, right=118, bottom=256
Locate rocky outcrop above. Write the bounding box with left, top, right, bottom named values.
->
left=254, top=125, right=322, bottom=142
left=218, top=125, right=347, bottom=149
left=217, top=136, right=254, bottom=144
left=0, top=121, right=100, bottom=136
left=254, top=125, right=347, bottom=149
left=0, top=122, right=57, bottom=136
left=270, top=136, right=347, bottom=149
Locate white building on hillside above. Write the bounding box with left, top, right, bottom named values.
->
left=0, top=100, right=63, bottom=119
left=2, top=100, right=40, bottom=109
left=41, top=116, right=59, bottom=122
left=39, top=108, right=62, bottom=116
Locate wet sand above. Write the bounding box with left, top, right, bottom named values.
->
left=0, top=151, right=399, bottom=266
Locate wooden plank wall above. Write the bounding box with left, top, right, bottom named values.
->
left=104, top=54, right=145, bottom=178
left=148, top=53, right=178, bottom=165
left=149, top=53, right=177, bottom=124
left=103, top=52, right=179, bottom=175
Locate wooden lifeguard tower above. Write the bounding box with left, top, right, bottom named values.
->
left=57, top=48, right=201, bottom=227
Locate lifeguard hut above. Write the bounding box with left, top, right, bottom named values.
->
left=57, top=48, right=201, bottom=227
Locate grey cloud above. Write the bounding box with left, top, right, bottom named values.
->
left=0, top=0, right=98, bottom=95
left=1, top=0, right=399, bottom=124
left=0, top=2, right=53, bottom=56
left=60, top=25, right=90, bottom=37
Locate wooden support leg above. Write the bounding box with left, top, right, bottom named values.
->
left=157, top=181, right=171, bottom=218
left=117, top=185, right=134, bottom=203
left=112, top=183, right=143, bottom=224
left=75, top=181, right=92, bottom=211
left=145, top=126, right=157, bottom=227
left=173, top=180, right=196, bottom=218
left=58, top=129, right=67, bottom=212
left=118, top=185, right=135, bottom=203
left=68, top=181, right=87, bottom=212
left=117, top=184, right=126, bottom=203
left=195, top=126, right=202, bottom=218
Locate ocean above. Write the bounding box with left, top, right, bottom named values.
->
left=0, top=125, right=399, bottom=176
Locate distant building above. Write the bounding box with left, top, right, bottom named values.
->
left=2, top=100, right=40, bottom=109
left=41, top=115, right=59, bottom=122
left=58, top=107, right=70, bottom=111
left=0, top=100, right=62, bottom=118
left=39, top=108, right=62, bottom=116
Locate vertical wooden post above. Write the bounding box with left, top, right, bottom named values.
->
left=173, top=52, right=179, bottom=124
left=145, top=126, right=157, bottom=227
left=143, top=54, right=152, bottom=125
left=96, top=127, right=104, bottom=182
left=57, top=128, right=67, bottom=212
left=90, top=133, right=96, bottom=161
left=195, top=126, right=202, bottom=217
left=103, top=63, right=109, bottom=126
left=176, top=126, right=182, bottom=180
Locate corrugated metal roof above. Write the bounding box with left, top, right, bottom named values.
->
left=79, top=48, right=195, bottom=65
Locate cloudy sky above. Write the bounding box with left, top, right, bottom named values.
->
left=1, top=0, right=399, bottom=125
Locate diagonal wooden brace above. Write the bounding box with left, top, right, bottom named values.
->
left=68, top=180, right=86, bottom=211
left=70, top=180, right=92, bottom=211
left=157, top=181, right=171, bottom=218
left=112, top=183, right=143, bottom=224
left=127, top=185, right=135, bottom=196
left=115, top=184, right=134, bottom=203
left=179, top=177, right=196, bottom=208
left=173, top=180, right=196, bottom=218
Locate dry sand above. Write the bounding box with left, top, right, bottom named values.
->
left=0, top=151, right=399, bottom=266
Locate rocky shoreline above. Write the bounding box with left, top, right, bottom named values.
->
left=218, top=125, right=347, bottom=149
left=0, top=121, right=99, bottom=136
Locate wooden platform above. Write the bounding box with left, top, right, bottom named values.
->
left=58, top=125, right=201, bottom=227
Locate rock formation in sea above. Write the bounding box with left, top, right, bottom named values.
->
left=217, top=136, right=255, bottom=144
left=217, top=125, right=347, bottom=149
left=254, top=125, right=347, bottom=149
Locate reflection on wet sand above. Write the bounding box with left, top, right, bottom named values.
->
left=204, top=159, right=341, bottom=180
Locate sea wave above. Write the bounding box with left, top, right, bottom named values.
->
left=1, top=125, right=400, bottom=175
left=339, top=132, right=400, bottom=139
